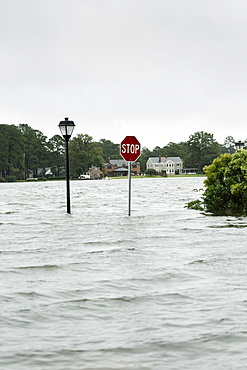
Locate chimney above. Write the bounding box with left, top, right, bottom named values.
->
left=159, top=155, right=161, bottom=162
left=108, top=157, right=110, bottom=164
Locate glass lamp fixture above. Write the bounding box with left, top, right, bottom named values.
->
left=235, top=141, right=244, bottom=151
left=58, top=117, right=75, bottom=139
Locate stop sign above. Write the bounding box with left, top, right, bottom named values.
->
left=120, top=136, right=141, bottom=162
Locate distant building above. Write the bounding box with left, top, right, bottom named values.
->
left=87, top=166, right=104, bottom=179
left=146, top=155, right=183, bottom=174
left=102, top=158, right=141, bottom=177
left=25, top=169, right=33, bottom=178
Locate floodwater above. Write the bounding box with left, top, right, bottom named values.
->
left=1, top=177, right=247, bottom=370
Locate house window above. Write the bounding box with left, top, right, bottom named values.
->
left=107, top=172, right=112, bottom=176
left=107, top=165, right=112, bottom=169
left=132, top=164, right=137, bottom=168
left=155, top=164, right=159, bottom=167
left=177, top=163, right=180, bottom=166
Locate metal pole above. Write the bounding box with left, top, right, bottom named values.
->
left=128, top=161, right=131, bottom=216
left=65, top=138, right=71, bottom=214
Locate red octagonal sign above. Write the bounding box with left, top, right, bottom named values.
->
left=120, top=136, right=141, bottom=162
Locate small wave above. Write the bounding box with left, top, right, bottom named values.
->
left=189, top=259, right=207, bottom=265
left=14, top=264, right=61, bottom=270
left=209, top=224, right=247, bottom=228
left=17, top=291, right=50, bottom=299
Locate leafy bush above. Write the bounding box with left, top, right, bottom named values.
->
left=202, top=151, right=247, bottom=214
left=185, top=199, right=204, bottom=211
left=6, top=175, right=16, bottom=182
left=145, top=168, right=157, bottom=176
left=185, top=150, right=247, bottom=214
left=0, top=176, right=6, bottom=182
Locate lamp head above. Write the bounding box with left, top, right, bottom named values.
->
left=58, top=117, right=75, bottom=139
left=235, top=140, right=244, bottom=151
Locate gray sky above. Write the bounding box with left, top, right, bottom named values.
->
left=1, top=0, right=246, bottom=150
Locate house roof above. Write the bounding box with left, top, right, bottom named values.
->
left=102, top=159, right=140, bottom=167
left=86, top=166, right=103, bottom=175
left=148, top=157, right=182, bottom=164
left=113, top=167, right=128, bottom=172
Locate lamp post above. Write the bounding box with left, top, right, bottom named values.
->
left=58, top=117, right=75, bottom=214
left=235, top=141, right=244, bottom=152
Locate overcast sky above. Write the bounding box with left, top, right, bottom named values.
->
left=1, top=0, right=246, bottom=150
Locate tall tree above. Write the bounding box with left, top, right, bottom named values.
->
left=186, top=131, right=220, bottom=171
left=48, top=135, right=65, bottom=176
left=163, top=142, right=187, bottom=159
left=220, top=135, right=236, bottom=154
left=0, top=124, right=24, bottom=178
left=69, top=134, right=103, bottom=175
left=98, top=139, right=121, bottom=161
left=139, top=147, right=152, bottom=172
left=18, top=124, right=49, bottom=177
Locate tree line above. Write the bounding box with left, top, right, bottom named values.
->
left=0, top=123, right=243, bottom=180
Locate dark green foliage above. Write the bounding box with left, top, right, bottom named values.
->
left=185, top=131, right=220, bottom=171
left=139, top=147, right=152, bottom=172
left=185, top=199, right=203, bottom=211
left=69, top=134, right=104, bottom=176
left=18, top=124, right=50, bottom=178
left=47, top=135, right=65, bottom=177
left=220, top=135, right=236, bottom=154
left=98, top=139, right=121, bottom=161
left=6, top=175, right=16, bottom=182
left=203, top=151, right=247, bottom=214
left=0, top=124, right=24, bottom=178
left=145, top=168, right=157, bottom=176
left=0, top=176, right=6, bottom=182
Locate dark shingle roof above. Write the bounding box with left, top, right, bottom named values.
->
left=102, top=159, right=140, bottom=167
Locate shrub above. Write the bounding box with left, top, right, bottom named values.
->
left=0, top=176, right=6, bottom=182
left=185, top=199, right=204, bottom=211
left=187, top=151, right=247, bottom=214
left=6, top=175, right=16, bottom=182
left=145, top=168, right=157, bottom=176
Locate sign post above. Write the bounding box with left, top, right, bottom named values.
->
left=120, top=136, right=141, bottom=216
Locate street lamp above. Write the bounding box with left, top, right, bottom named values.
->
left=58, top=117, right=75, bottom=213
left=235, top=141, right=244, bottom=152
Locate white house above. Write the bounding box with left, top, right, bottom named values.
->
left=146, top=155, right=183, bottom=174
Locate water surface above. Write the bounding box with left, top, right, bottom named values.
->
left=1, top=177, right=247, bottom=369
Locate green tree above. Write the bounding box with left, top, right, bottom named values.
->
left=151, top=146, right=164, bottom=157
left=164, top=142, right=185, bottom=158
left=98, top=139, right=121, bottom=161
left=139, top=147, right=152, bottom=172
left=69, top=134, right=103, bottom=176
left=186, top=131, right=220, bottom=171
left=220, top=136, right=236, bottom=154
left=48, top=135, right=65, bottom=177
left=18, top=124, right=49, bottom=177
left=91, top=154, right=104, bottom=168
left=0, top=124, right=24, bottom=178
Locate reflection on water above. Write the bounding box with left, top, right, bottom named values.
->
left=1, top=177, right=247, bottom=370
